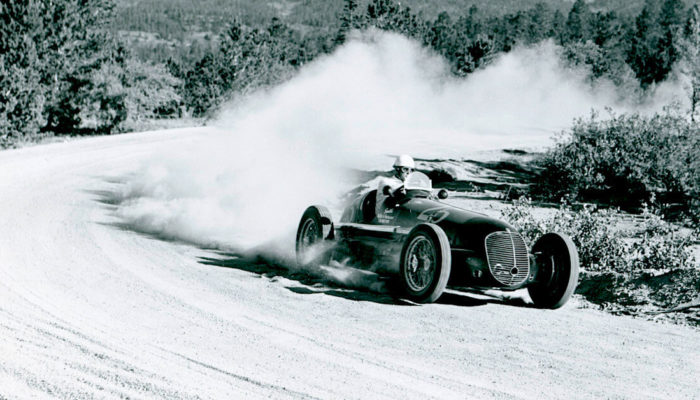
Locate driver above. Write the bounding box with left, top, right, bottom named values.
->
left=375, top=154, right=415, bottom=222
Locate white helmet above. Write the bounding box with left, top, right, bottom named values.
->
left=393, top=154, right=415, bottom=169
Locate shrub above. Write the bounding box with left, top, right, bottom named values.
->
left=534, top=111, right=700, bottom=222
left=503, top=198, right=696, bottom=273
left=502, top=198, right=698, bottom=320
left=122, top=59, right=182, bottom=121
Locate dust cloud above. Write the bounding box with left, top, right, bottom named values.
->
left=113, top=30, right=684, bottom=265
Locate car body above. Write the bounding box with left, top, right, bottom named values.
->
left=296, top=172, right=579, bottom=307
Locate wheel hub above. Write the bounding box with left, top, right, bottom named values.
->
left=404, top=236, right=436, bottom=292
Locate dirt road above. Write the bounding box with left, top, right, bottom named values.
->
left=1, top=129, right=698, bottom=399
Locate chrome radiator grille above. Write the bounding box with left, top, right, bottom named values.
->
left=485, top=231, right=530, bottom=286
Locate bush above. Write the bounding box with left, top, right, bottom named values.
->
left=503, top=198, right=696, bottom=274
left=503, top=198, right=630, bottom=271
left=502, top=198, right=698, bottom=320
left=122, top=59, right=182, bottom=121
left=534, top=111, right=700, bottom=222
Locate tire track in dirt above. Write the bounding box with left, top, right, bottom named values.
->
left=1, top=128, right=699, bottom=399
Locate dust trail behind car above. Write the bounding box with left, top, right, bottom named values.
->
left=110, top=31, right=686, bottom=291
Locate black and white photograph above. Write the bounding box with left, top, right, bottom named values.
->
left=1, top=0, right=699, bottom=398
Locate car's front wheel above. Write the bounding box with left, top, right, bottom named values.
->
left=528, top=232, right=580, bottom=309
left=399, top=223, right=451, bottom=303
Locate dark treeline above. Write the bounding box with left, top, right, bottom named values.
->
left=0, top=0, right=182, bottom=147
left=2, top=0, right=700, bottom=148
left=177, top=0, right=700, bottom=119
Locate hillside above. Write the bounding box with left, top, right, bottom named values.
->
left=112, top=0, right=700, bottom=39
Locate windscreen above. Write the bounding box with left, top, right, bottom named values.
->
left=404, top=172, right=432, bottom=191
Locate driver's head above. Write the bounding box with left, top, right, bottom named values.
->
left=393, top=154, right=415, bottom=181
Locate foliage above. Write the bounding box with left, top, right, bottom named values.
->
left=182, top=19, right=315, bottom=117
left=626, top=0, right=686, bottom=87
left=502, top=198, right=698, bottom=318
left=0, top=0, right=185, bottom=147
left=0, top=0, right=126, bottom=142
left=0, top=1, right=47, bottom=146
left=104, top=0, right=700, bottom=122
left=504, top=199, right=630, bottom=271
left=533, top=111, right=700, bottom=222
left=74, top=61, right=128, bottom=135
left=503, top=198, right=696, bottom=274
left=677, top=5, right=700, bottom=121
left=122, top=59, right=183, bottom=121
left=5, top=0, right=700, bottom=147
left=39, top=0, right=130, bottom=135
left=564, top=0, right=593, bottom=42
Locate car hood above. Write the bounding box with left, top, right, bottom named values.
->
left=399, top=198, right=517, bottom=251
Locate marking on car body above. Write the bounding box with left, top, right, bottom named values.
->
left=417, top=207, right=450, bottom=224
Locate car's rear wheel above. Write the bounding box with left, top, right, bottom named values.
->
left=296, top=206, right=333, bottom=269
left=399, top=224, right=451, bottom=303
left=528, top=232, right=580, bottom=309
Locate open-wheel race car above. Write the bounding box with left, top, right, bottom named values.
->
left=296, top=172, right=579, bottom=308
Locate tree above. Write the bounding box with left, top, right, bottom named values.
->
left=523, top=3, right=554, bottom=44
left=0, top=0, right=128, bottom=140
left=677, top=6, right=700, bottom=122
left=0, top=3, right=41, bottom=145
left=335, top=0, right=364, bottom=45
left=36, top=0, right=126, bottom=135
left=426, top=12, right=454, bottom=52
left=564, top=0, right=592, bottom=43
left=454, top=34, right=495, bottom=76
left=627, top=0, right=685, bottom=87
left=551, top=10, right=566, bottom=43
left=183, top=53, right=225, bottom=117
left=628, top=5, right=662, bottom=86
left=182, top=18, right=306, bottom=117
left=656, top=0, right=686, bottom=85
left=361, top=0, right=422, bottom=39
left=367, top=0, right=399, bottom=24
left=590, top=11, right=620, bottom=47
left=122, top=59, right=182, bottom=121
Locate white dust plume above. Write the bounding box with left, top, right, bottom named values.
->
left=112, top=30, right=685, bottom=262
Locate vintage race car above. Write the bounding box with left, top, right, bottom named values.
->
left=295, top=172, right=579, bottom=308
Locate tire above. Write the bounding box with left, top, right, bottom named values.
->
left=527, top=232, right=580, bottom=309
left=399, top=223, right=451, bottom=303
left=295, top=206, right=333, bottom=269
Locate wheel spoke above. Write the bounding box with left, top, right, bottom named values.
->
left=301, top=219, right=318, bottom=250
left=405, top=235, right=436, bottom=292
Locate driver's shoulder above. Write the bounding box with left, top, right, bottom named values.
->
left=378, top=176, right=402, bottom=189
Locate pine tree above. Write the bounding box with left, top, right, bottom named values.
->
left=0, top=0, right=46, bottom=145
left=678, top=6, right=700, bottom=121
left=656, top=0, right=686, bottom=85
left=564, top=0, right=592, bottom=43
left=455, top=34, right=494, bottom=76
left=551, top=10, right=566, bottom=44
left=628, top=4, right=662, bottom=86
left=591, top=11, right=619, bottom=47
left=336, top=0, right=363, bottom=45
left=367, top=0, right=399, bottom=24
left=0, top=0, right=129, bottom=136
left=183, top=53, right=225, bottom=117
left=523, top=3, right=553, bottom=44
